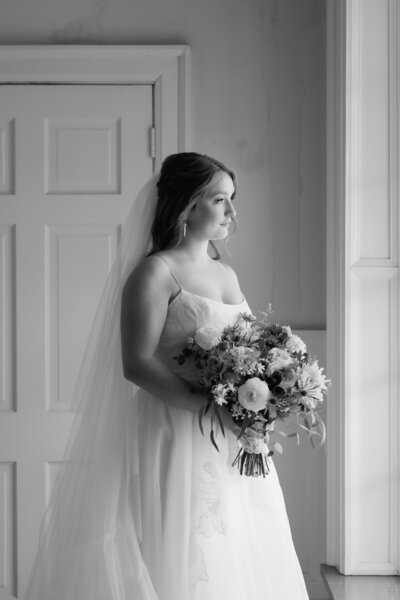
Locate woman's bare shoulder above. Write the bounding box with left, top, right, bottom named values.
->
left=122, top=255, right=172, bottom=300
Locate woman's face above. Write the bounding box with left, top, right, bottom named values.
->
left=186, top=172, right=236, bottom=241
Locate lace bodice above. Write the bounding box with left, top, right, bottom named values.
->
left=156, top=289, right=251, bottom=383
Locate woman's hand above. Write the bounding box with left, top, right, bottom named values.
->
left=229, top=418, right=269, bottom=440
left=247, top=420, right=269, bottom=438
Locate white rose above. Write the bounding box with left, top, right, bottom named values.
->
left=194, top=326, right=221, bottom=350
left=267, top=348, right=292, bottom=375
left=237, top=377, right=271, bottom=412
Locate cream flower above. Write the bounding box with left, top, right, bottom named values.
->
left=235, top=314, right=259, bottom=340
left=194, top=326, right=222, bottom=350
left=285, top=333, right=307, bottom=355
left=238, top=377, right=270, bottom=412
left=304, top=361, right=328, bottom=389
left=231, top=403, right=245, bottom=418
left=235, top=316, right=251, bottom=336
left=298, top=361, right=328, bottom=408
left=267, top=348, right=293, bottom=375
left=212, top=383, right=228, bottom=406
left=232, top=346, right=262, bottom=375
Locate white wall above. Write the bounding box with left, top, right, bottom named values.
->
left=0, top=0, right=326, bottom=329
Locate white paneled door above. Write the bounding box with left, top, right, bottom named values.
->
left=0, top=84, right=154, bottom=599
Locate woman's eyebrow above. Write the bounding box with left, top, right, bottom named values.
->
left=211, top=188, right=232, bottom=196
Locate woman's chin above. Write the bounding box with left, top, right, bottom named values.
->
left=220, top=228, right=229, bottom=236
left=210, top=232, right=229, bottom=242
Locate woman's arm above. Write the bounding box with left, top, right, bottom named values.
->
left=120, top=256, right=203, bottom=413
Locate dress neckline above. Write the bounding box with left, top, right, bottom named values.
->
left=154, top=254, right=246, bottom=309
left=171, top=288, right=246, bottom=308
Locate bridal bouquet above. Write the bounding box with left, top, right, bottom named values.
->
left=174, top=307, right=328, bottom=477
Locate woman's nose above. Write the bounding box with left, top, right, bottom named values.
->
left=225, top=200, right=236, bottom=217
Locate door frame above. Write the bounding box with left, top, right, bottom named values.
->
left=0, top=44, right=190, bottom=169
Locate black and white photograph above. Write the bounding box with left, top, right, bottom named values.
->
left=0, top=1, right=399, bottom=599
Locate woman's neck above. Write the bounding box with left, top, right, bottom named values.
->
left=176, top=236, right=211, bottom=262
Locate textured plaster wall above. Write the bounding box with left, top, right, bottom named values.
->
left=0, top=0, right=326, bottom=328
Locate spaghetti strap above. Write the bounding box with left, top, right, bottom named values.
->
left=153, top=254, right=182, bottom=292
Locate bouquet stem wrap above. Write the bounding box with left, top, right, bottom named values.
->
left=232, top=428, right=273, bottom=477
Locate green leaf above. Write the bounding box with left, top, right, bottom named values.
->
left=198, top=405, right=205, bottom=436
left=314, top=414, right=326, bottom=448
left=210, top=428, right=220, bottom=453
left=273, top=441, right=283, bottom=454
left=237, top=416, right=250, bottom=440
left=214, top=406, right=225, bottom=437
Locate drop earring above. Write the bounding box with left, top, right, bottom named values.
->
left=183, top=222, right=187, bottom=238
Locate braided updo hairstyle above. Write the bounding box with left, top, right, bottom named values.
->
left=148, top=152, right=236, bottom=257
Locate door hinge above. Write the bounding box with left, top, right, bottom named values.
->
left=149, top=127, right=156, bottom=159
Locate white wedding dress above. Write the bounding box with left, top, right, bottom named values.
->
left=135, top=282, right=310, bottom=599
left=24, top=176, right=308, bottom=600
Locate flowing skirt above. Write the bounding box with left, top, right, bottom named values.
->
left=136, top=390, right=309, bottom=600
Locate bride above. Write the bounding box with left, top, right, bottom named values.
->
left=24, top=152, right=309, bottom=600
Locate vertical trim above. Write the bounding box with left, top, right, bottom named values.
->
left=326, top=0, right=347, bottom=571
left=178, top=46, right=191, bottom=152
left=388, top=0, right=399, bottom=573
left=153, top=77, right=163, bottom=172
left=149, top=126, right=156, bottom=159
left=344, top=0, right=359, bottom=574
left=389, top=0, right=398, bottom=268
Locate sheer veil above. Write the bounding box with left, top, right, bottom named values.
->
left=24, top=174, right=161, bottom=600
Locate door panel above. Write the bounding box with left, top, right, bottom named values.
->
left=0, top=84, right=153, bottom=599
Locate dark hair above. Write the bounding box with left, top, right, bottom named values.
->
left=148, top=152, right=236, bottom=256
